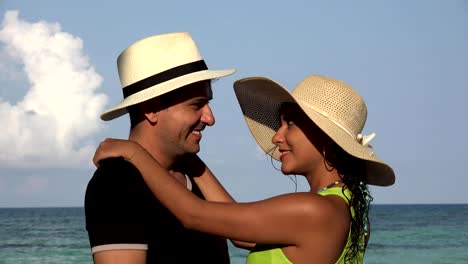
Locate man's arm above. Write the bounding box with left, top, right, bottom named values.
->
left=85, top=158, right=150, bottom=263
left=93, top=250, right=146, bottom=264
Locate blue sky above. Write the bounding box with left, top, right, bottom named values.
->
left=0, top=0, right=467, bottom=207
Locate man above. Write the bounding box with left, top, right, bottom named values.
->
left=85, top=32, right=235, bottom=263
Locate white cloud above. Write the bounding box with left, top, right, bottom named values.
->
left=0, top=10, right=108, bottom=168
left=0, top=48, right=25, bottom=81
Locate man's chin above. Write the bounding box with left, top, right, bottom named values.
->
left=186, top=145, right=200, bottom=154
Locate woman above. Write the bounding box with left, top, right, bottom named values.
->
left=94, top=75, right=395, bottom=263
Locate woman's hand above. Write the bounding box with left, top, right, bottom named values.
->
left=93, top=138, right=142, bottom=167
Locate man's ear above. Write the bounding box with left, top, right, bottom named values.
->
left=144, top=111, right=158, bottom=124
left=140, top=98, right=162, bottom=125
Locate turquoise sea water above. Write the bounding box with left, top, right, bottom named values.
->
left=0, top=204, right=467, bottom=264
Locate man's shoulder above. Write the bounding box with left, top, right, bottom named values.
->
left=85, top=157, right=145, bottom=202
left=84, top=157, right=159, bottom=223
left=95, top=157, right=139, bottom=175
left=88, top=157, right=144, bottom=185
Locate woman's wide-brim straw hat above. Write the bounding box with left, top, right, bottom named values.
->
left=233, top=75, right=395, bottom=186
left=101, top=32, right=235, bottom=121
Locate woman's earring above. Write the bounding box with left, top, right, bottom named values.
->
left=323, top=147, right=335, bottom=172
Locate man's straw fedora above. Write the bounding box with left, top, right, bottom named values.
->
left=101, top=32, right=235, bottom=121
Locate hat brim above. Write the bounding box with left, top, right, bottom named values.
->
left=234, top=77, right=395, bottom=186
left=101, top=68, right=235, bottom=121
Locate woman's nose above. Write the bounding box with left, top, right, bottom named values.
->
left=272, top=126, right=285, bottom=145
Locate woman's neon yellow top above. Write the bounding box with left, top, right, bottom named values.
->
left=245, top=187, right=364, bottom=264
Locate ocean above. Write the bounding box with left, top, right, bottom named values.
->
left=0, top=204, right=467, bottom=264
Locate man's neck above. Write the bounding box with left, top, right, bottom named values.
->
left=128, top=129, right=188, bottom=186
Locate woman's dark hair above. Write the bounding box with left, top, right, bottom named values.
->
left=324, top=143, right=373, bottom=263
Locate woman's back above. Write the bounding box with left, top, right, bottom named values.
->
left=246, top=187, right=363, bottom=264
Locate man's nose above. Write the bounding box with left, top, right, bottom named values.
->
left=201, top=105, right=215, bottom=126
